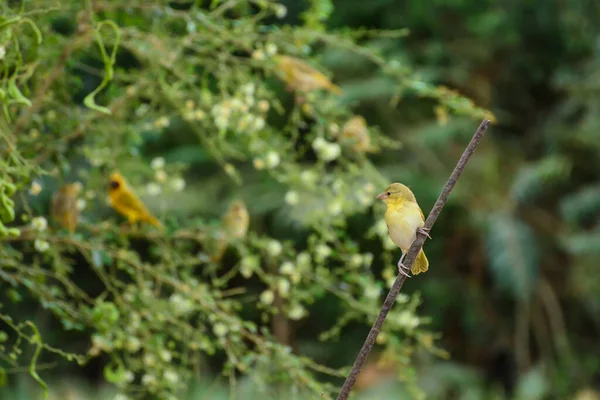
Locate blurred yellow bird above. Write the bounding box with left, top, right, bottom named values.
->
left=275, top=55, right=342, bottom=95
left=376, top=183, right=430, bottom=276
left=210, top=200, right=250, bottom=262
left=51, top=182, right=83, bottom=232
left=340, top=116, right=375, bottom=153
left=107, top=172, right=162, bottom=229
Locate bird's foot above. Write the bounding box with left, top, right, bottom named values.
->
left=397, top=260, right=411, bottom=278
left=417, top=227, right=432, bottom=239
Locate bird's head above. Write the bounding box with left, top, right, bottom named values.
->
left=61, top=182, right=83, bottom=196
left=376, top=183, right=416, bottom=204
left=108, top=172, right=126, bottom=192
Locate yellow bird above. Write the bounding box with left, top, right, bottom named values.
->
left=51, top=182, right=83, bottom=232
left=210, top=200, right=250, bottom=262
left=376, top=183, right=431, bottom=276
left=107, top=172, right=162, bottom=228
left=275, top=55, right=342, bottom=95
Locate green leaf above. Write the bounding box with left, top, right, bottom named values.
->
left=485, top=213, right=539, bottom=301
left=511, top=155, right=572, bottom=202
left=560, top=184, right=600, bottom=224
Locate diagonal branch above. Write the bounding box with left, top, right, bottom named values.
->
left=336, top=119, right=491, bottom=400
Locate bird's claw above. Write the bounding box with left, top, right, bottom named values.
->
left=418, top=227, right=432, bottom=239
left=397, top=261, right=411, bottom=278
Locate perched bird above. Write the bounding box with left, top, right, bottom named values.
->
left=107, top=172, right=162, bottom=228
left=376, top=183, right=430, bottom=276
left=210, top=200, right=250, bottom=262
left=222, top=200, right=250, bottom=240
left=339, top=115, right=376, bottom=153
left=274, top=55, right=342, bottom=95
left=51, top=182, right=83, bottom=232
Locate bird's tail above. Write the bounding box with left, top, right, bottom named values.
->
left=144, top=214, right=163, bottom=230
left=411, top=249, right=429, bottom=275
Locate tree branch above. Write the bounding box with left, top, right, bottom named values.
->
left=336, top=119, right=491, bottom=400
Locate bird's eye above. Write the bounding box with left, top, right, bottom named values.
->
left=109, top=181, right=120, bottom=189
left=386, top=192, right=391, bottom=196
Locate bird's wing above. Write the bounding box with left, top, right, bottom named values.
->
left=115, top=190, right=149, bottom=214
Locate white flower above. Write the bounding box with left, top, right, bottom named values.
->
left=29, top=181, right=42, bottom=196
left=252, top=117, right=266, bottom=132
left=349, top=254, right=363, bottom=268
left=141, top=374, right=156, bottom=386
left=155, top=170, right=167, bottom=182
left=362, top=253, right=373, bottom=267
left=266, top=240, right=282, bottom=257
left=153, top=117, right=170, bottom=128
left=214, top=116, right=229, bottom=130
left=143, top=353, right=156, bottom=367
left=315, top=244, right=332, bottom=260
left=163, top=369, right=179, bottom=384
left=124, top=370, right=134, bottom=383
left=31, top=217, right=48, bottom=232
left=151, top=157, right=165, bottom=170
left=238, top=114, right=255, bottom=131
left=76, top=199, right=87, bottom=211
left=265, top=151, right=280, bottom=168
left=160, top=349, right=172, bottom=362
left=365, top=284, right=381, bottom=300
left=265, top=43, right=278, bottom=56
left=0, top=46, right=6, bottom=60
left=171, top=177, right=186, bottom=192
left=34, top=239, right=49, bottom=252
left=252, top=49, right=265, bottom=60
left=241, top=82, right=255, bottom=96
left=284, top=191, right=299, bottom=205
left=213, top=322, right=228, bottom=337
left=169, top=293, right=193, bottom=314
left=274, top=4, right=287, bottom=18
left=258, top=100, right=270, bottom=112
left=312, top=137, right=327, bottom=151
left=279, top=261, right=295, bottom=275
left=397, top=311, right=420, bottom=330
left=146, top=182, right=162, bottom=196
left=300, top=170, right=317, bottom=184
left=287, top=304, right=305, bottom=320
left=253, top=158, right=265, bottom=170
left=277, top=278, right=290, bottom=297
left=125, top=337, right=141, bottom=352
left=328, top=123, right=340, bottom=135
left=230, top=98, right=244, bottom=111
left=320, top=142, right=341, bottom=162
left=296, top=252, right=311, bottom=267
left=260, top=289, right=275, bottom=305
left=327, top=199, right=343, bottom=216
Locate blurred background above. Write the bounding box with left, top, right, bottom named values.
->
left=1, top=0, right=600, bottom=399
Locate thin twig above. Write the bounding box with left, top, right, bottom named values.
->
left=336, top=119, right=491, bottom=400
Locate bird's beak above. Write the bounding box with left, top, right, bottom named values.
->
left=376, top=192, right=387, bottom=200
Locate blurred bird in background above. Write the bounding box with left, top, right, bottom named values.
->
left=339, top=115, right=377, bottom=154
left=275, top=55, right=342, bottom=95
left=209, top=200, right=249, bottom=262
left=107, top=172, right=162, bottom=229
left=51, top=182, right=83, bottom=232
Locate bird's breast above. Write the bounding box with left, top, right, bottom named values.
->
left=385, top=203, right=424, bottom=250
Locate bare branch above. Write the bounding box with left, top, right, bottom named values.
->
left=336, top=119, right=491, bottom=400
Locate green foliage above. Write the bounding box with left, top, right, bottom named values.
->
left=485, top=213, right=539, bottom=302
left=0, top=1, right=492, bottom=399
